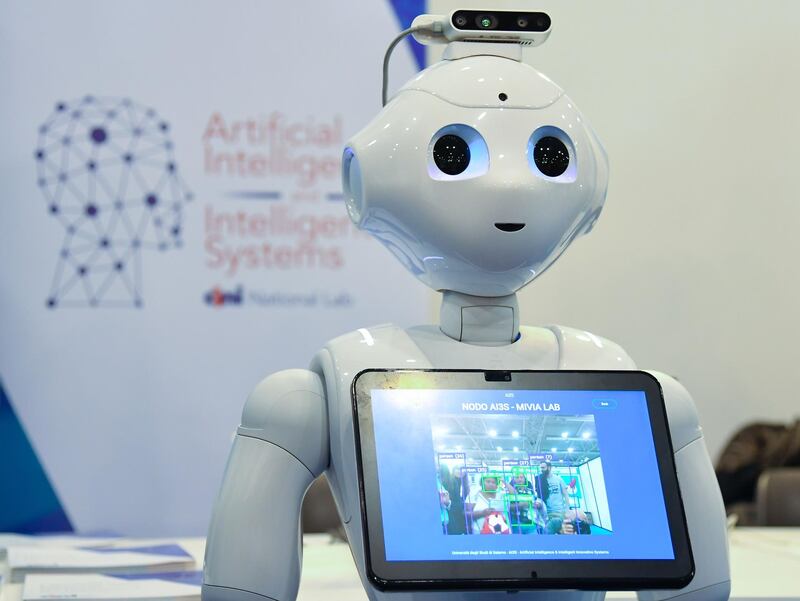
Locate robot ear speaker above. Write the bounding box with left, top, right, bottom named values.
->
left=342, top=147, right=364, bottom=225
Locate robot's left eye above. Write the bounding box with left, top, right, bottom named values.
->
left=433, top=135, right=470, bottom=175
left=533, top=137, right=569, bottom=177
left=428, top=125, right=489, bottom=181
left=527, top=126, right=577, bottom=183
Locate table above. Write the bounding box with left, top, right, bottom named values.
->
left=1, top=529, right=797, bottom=601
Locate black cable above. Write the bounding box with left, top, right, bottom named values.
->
left=382, top=26, right=423, bottom=106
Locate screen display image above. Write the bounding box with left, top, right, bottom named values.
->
left=432, top=413, right=612, bottom=538
left=367, top=386, right=675, bottom=563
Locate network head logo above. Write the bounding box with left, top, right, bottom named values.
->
left=204, top=285, right=244, bottom=307
left=35, top=96, right=193, bottom=309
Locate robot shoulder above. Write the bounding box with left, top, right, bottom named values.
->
left=239, top=369, right=328, bottom=475
left=324, top=322, right=397, bottom=347
left=541, top=324, right=637, bottom=370
left=321, top=323, right=430, bottom=368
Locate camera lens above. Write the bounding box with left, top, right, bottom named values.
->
left=517, top=17, right=529, bottom=28
left=533, top=136, right=569, bottom=177
left=433, top=135, right=470, bottom=175
left=454, top=14, right=468, bottom=27
left=475, top=14, right=497, bottom=29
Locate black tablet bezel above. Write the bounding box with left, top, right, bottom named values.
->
left=351, top=369, right=694, bottom=591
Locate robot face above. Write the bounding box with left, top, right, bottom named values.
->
left=343, top=55, right=608, bottom=297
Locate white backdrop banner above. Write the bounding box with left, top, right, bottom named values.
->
left=0, top=0, right=427, bottom=535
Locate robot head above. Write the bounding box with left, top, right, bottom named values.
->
left=343, top=53, right=608, bottom=297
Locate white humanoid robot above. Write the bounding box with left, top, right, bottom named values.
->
left=203, top=10, right=730, bottom=601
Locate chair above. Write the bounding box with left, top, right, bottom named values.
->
left=755, top=468, right=800, bottom=526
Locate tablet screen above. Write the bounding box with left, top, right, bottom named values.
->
left=352, top=370, right=693, bottom=590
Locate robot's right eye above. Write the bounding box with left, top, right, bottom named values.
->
left=428, top=125, right=489, bottom=181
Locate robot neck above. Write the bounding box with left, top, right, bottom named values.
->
left=439, top=290, right=520, bottom=346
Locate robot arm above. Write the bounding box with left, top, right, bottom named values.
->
left=202, top=369, right=328, bottom=601
left=639, top=372, right=731, bottom=601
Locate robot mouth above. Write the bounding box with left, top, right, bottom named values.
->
left=494, top=223, right=526, bottom=232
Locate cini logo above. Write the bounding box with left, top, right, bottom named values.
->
left=34, top=95, right=193, bottom=309
left=204, top=285, right=244, bottom=307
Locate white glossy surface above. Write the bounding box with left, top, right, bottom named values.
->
left=203, top=435, right=312, bottom=601
left=238, top=369, right=328, bottom=474
left=402, top=55, right=562, bottom=109
left=204, top=370, right=328, bottom=601
left=344, top=54, right=608, bottom=297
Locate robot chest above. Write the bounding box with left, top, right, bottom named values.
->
left=316, top=323, right=633, bottom=532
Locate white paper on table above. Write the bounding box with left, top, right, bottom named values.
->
left=22, top=572, right=201, bottom=601
left=0, top=535, right=119, bottom=555
left=742, top=529, right=800, bottom=559
left=8, top=544, right=195, bottom=575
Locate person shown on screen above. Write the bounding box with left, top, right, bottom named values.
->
left=503, top=472, right=547, bottom=533
left=437, top=465, right=452, bottom=533
left=561, top=508, right=592, bottom=534
left=438, top=464, right=469, bottom=534
left=466, top=475, right=509, bottom=534
left=438, top=487, right=452, bottom=533
left=536, top=461, right=570, bottom=534
left=508, top=471, right=534, bottom=494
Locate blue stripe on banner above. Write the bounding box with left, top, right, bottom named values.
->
left=388, top=0, right=427, bottom=70
left=0, top=379, right=73, bottom=533
left=227, top=190, right=282, bottom=200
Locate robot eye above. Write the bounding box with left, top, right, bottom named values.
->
left=528, top=127, right=577, bottom=182
left=433, top=135, right=470, bottom=175
left=428, top=125, right=489, bottom=181
left=533, top=137, right=569, bottom=177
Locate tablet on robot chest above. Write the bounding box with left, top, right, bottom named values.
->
left=352, top=369, right=694, bottom=591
